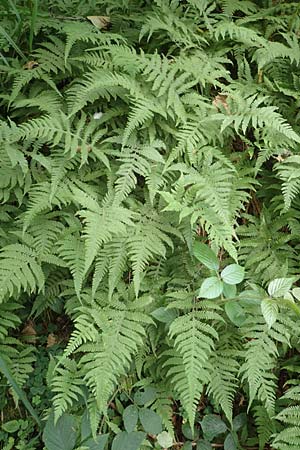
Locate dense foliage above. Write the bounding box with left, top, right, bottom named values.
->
left=1, top=0, right=300, bottom=449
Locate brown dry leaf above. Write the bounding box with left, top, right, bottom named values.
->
left=87, top=16, right=111, bottom=30
left=23, top=60, right=39, bottom=70
left=47, top=333, right=58, bottom=348
left=212, top=94, right=229, bottom=112
left=21, top=320, right=37, bottom=343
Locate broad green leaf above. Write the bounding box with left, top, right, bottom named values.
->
left=292, top=287, right=300, bottom=300
left=197, top=440, right=212, bottom=450
left=223, top=283, right=237, bottom=299
left=84, top=435, right=109, bottom=450
left=268, top=278, right=295, bottom=298
left=151, top=307, right=177, bottom=324
left=193, top=242, right=219, bottom=270
left=232, top=413, right=247, bottom=431
left=43, top=413, right=77, bottom=450
left=157, top=431, right=173, bottom=448
left=201, top=415, right=227, bottom=441
left=182, top=423, right=199, bottom=440
left=199, top=277, right=223, bottom=299
left=238, top=289, right=262, bottom=307
left=123, top=405, right=139, bottom=433
left=139, top=408, right=162, bottom=435
left=182, top=443, right=193, bottom=450
left=134, top=387, right=157, bottom=406
left=224, top=433, right=237, bottom=450
left=81, top=410, right=91, bottom=441
left=112, top=432, right=145, bottom=450
left=2, top=420, right=20, bottom=433
left=225, top=301, right=246, bottom=327
left=261, top=298, right=278, bottom=328
left=221, top=264, right=245, bottom=285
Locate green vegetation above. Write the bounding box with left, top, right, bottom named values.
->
left=1, top=0, right=300, bottom=448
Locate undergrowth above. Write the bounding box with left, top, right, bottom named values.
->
left=1, top=0, right=300, bottom=449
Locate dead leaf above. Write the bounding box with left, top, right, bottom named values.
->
left=47, top=333, right=58, bottom=348
left=87, top=16, right=111, bottom=30
left=21, top=320, right=37, bottom=343
left=23, top=60, right=39, bottom=70
left=212, top=94, right=229, bottom=112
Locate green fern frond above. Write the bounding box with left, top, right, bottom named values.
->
left=0, top=302, right=22, bottom=340
left=58, top=235, right=85, bottom=297
left=276, top=156, right=300, bottom=211
left=273, top=383, right=300, bottom=450
left=0, top=244, right=45, bottom=302
left=59, top=299, right=152, bottom=415
left=72, top=188, right=134, bottom=271
left=52, top=358, right=84, bottom=421
left=207, top=334, right=239, bottom=424
left=166, top=297, right=223, bottom=425
left=253, top=405, right=276, bottom=450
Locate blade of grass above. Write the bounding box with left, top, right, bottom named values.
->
left=0, top=24, right=26, bottom=59
left=0, top=52, right=9, bottom=66
left=29, top=0, right=39, bottom=52
left=0, top=355, right=41, bottom=427
left=6, top=0, right=21, bottom=22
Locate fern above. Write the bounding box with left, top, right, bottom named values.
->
left=165, top=293, right=223, bottom=425
left=207, top=331, right=240, bottom=424
left=55, top=294, right=153, bottom=416
left=253, top=405, right=276, bottom=450
left=0, top=244, right=45, bottom=302
left=273, top=383, right=300, bottom=450
left=2, top=0, right=300, bottom=445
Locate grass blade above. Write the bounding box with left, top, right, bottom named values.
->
left=0, top=355, right=41, bottom=427
left=0, top=24, right=26, bottom=59
left=29, top=0, right=39, bottom=52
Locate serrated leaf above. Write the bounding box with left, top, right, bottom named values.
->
left=182, top=423, right=199, bottom=440
left=134, top=387, right=157, bottom=406
left=139, top=408, right=162, bottom=435
left=199, top=277, right=223, bottom=299
left=292, top=287, right=300, bottom=301
left=112, top=431, right=145, bottom=450
left=157, top=431, right=173, bottom=448
left=268, top=278, right=295, bottom=298
left=224, top=433, right=237, bottom=450
left=261, top=298, right=278, bottom=328
left=193, top=242, right=219, bottom=270
left=85, top=435, right=109, bottom=450
left=232, top=413, right=247, bottom=431
left=221, top=264, right=245, bottom=285
left=223, top=283, right=237, bottom=299
left=43, top=413, right=77, bottom=450
left=225, top=301, right=246, bottom=327
left=201, top=415, right=227, bottom=441
left=123, top=405, right=138, bottom=433
left=151, top=307, right=177, bottom=324
left=197, top=440, right=212, bottom=450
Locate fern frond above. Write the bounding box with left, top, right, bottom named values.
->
left=60, top=300, right=152, bottom=415
left=0, top=302, right=21, bottom=340
left=253, top=405, right=276, bottom=450
left=166, top=298, right=223, bottom=425
left=58, top=235, right=85, bottom=297
left=0, top=244, right=45, bottom=302
left=52, top=358, right=84, bottom=421
left=275, top=156, right=300, bottom=211
left=273, top=384, right=300, bottom=450
left=207, top=333, right=240, bottom=424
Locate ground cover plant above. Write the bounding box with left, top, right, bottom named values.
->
left=1, top=0, right=300, bottom=448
